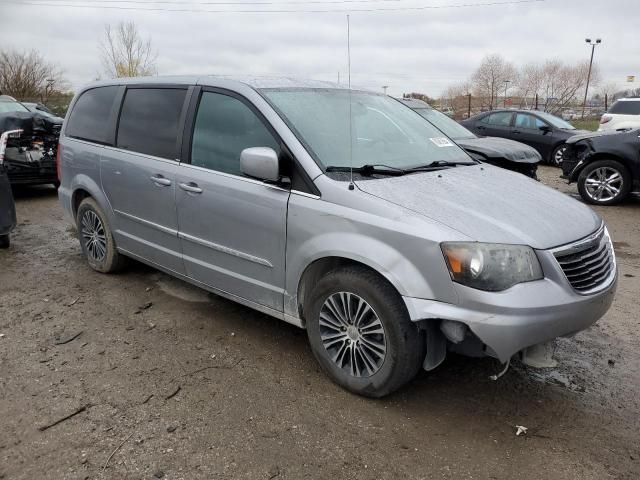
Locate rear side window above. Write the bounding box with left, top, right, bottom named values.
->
left=482, top=112, right=513, bottom=126
left=117, top=88, right=187, bottom=160
left=191, top=92, right=280, bottom=176
left=608, top=100, right=640, bottom=115
left=66, top=86, right=119, bottom=143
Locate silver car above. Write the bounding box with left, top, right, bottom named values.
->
left=58, top=77, right=617, bottom=397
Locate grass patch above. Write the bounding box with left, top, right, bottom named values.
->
left=571, top=119, right=600, bottom=131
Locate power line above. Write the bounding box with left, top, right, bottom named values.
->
left=5, top=0, right=457, bottom=4
left=6, top=0, right=546, bottom=14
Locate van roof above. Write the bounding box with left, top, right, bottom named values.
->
left=81, top=75, right=360, bottom=92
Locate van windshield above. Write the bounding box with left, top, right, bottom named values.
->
left=261, top=88, right=472, bottom=170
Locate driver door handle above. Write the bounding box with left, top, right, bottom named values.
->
left=512, top=129, right=521, bottom=134
left=179, top=182, right=203, bottom=194
left=150, top=175, right=171, bottom=186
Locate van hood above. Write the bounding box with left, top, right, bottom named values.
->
left=355, top=164, right=601, bottom=250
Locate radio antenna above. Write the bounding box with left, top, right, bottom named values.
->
left=347, top=14, right=355, bottom=191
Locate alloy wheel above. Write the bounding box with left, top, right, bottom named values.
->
left=554, top=146, right=567, bottom=166
left=584, top=167, right=623, bottom=203
left=319, top=292, right=387, bottom=378
left=80, top=210, right=107, bottom=262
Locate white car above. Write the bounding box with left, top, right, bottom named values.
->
left=599, top=98, right=640, bottom=131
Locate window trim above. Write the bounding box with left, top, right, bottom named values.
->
left=182, top=86, right=320, bottom=196
left=114, top=84, right=191, bottom=161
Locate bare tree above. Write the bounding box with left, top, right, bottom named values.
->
left=534, top=60, right=600, bottom=114
left=597, top=81, right=619, bottom=104
left=100, top=21, right=157, bottom=78
left=471, top=54, right=517, bottom=110
left=0, top=49, right=68, bottom=100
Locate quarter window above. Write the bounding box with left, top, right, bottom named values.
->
left=116, top=88, right=187, bottom=160
left=66, top=86, right=119, bottom=144
left=191, top=92, right=279, bottom=176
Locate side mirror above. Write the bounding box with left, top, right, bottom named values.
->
left=539, top=125, right=551, bottom=133
left=240, top=147, right=280, bottom=182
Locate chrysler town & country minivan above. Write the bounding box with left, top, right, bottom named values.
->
left=58, top=77, right=617, bottom=397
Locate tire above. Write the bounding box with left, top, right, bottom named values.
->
left=577, top=159, right=632, bottom=206
left=305, top=266, right=425, bottom=398
left=0, top=234, right=9, bottom=249
left=76, top=197, right=126, bottom=273
left=550, top=144, right=568, bottom=166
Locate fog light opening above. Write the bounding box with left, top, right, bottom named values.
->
left=440, top=320, right=467, bottom=344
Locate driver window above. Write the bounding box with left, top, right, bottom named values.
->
left=191, top=92, right=280, bottom=176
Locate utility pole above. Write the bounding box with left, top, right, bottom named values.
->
left=467, top=93, right=472, bottom=118
left=582, top=38, right=602, bottom=119
left=503, top=80, right=511, bottom=108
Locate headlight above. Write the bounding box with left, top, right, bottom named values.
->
left=441, top=242, right=543, bottom=291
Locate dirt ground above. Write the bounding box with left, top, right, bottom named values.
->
left=1, top=165, right=639, bottom=480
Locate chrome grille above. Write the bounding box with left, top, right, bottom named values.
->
left=553, top=226, right=616, bottom=294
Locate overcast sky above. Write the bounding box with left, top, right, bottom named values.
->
left=1, top=0, right=638, bottom=96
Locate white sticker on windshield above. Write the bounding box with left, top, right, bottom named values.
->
left=429, top=137, right=455, bottom=147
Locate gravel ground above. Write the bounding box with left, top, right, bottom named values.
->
left=0, top=165, right=639, bottom=479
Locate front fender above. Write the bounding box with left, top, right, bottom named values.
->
left=284, top=194, right=460, bottom=319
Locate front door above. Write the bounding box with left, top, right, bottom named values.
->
left=101, top=86, right=188, bottom=274
left=176, top=89, right=289, bottom=311
left=512, top=113, right=551, bottom=157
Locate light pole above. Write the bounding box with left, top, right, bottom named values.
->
left=582, top=38, right=602, bottom=119
left=503, top=80, right=510, bottom=108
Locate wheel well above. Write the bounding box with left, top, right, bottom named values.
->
left=575, top=153, right=631, bottom=178
left=296, top=256, right=398, bottom=324
left=71, top=188, right=91, bottom=218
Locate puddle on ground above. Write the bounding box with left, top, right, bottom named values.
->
left=156, top=275, right=211, bottom=303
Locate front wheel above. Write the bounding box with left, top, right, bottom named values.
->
left=577, top=160, right=631, bottom=206
left=305, top=266, right=424, bottom=398
left=0, top=234, right=9, bottom=249
left=551, top=144, right=568, bottom=166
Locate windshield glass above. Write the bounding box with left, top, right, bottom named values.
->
left=535, top=111, right=575, bottom=130
left=0, top=101, right=30, bottom=114
left=413, top=108, right=476, bottom=140
left=262, top=88, right=472, bottom=169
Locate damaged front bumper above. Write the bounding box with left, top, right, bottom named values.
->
left=403, top=249, right=617, bottom=366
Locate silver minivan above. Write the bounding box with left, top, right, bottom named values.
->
left=58, top=77, right=617, bottom=397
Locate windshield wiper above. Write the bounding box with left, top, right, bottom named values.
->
left=325, top=164, right=407, bottom=176
left=405, top=160, right=477, bottom=171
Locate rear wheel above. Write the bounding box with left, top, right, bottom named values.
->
left=577, top=159, right=631, bottom=205
left=0, top=234, right=9, bottom=249
left=305, top=266, right=424, bottom=398
left=76, top=197, right=126, bottom=272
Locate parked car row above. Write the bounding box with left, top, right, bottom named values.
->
left=54, top=77, right=617, bottom=397
left=460, top=109, right=589, bottom=166
left=400, top=98, right=541, bottom=178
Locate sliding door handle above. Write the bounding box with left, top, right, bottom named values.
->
left=179, top=182, right=203, bottom=194
left=150, top=175, right=171, bottom=186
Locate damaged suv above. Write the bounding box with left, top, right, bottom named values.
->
left=0, top=97, right=61, bottom=187
left=59, top=77, right=617, bottom=397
